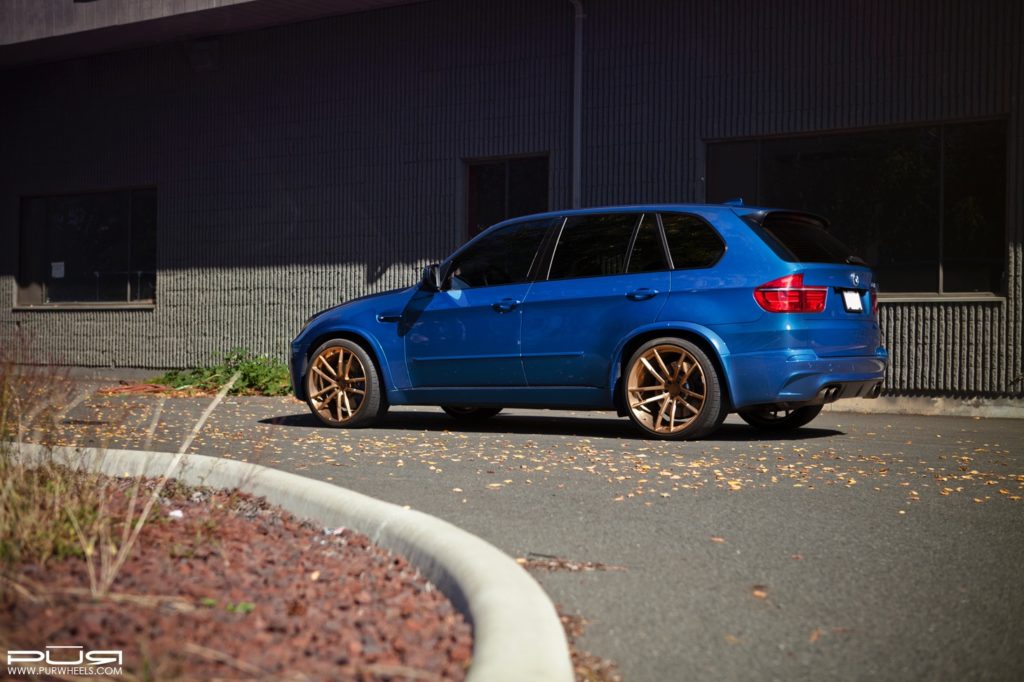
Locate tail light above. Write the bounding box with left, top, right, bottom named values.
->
left=871, top=284, right=879, bottom=316
left=754, top=274, right=827, bottom=313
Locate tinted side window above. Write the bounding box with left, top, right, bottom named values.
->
left=626, top=213, right=668, bottom=273
left=548, top=213, right=639, bottom=280
left=449, top=218, right=553, bottom=289
left=661, top=213, right=724, bottom=269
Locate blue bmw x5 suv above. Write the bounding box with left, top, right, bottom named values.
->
left=290, top=205, right=887, bottom=440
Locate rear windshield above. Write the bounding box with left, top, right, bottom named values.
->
left=745, top=212, right=859, bottom=265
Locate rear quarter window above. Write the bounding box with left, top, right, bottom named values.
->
left=660, top=213, right=725, bottom=269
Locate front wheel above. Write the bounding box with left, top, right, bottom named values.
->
left=441, top=406, right=503, bottom=420
left=737, top=404, right=823, bottom=431
left=305, top=339, right=384, bottom=428
left=623, top=338, right=727, bottom=440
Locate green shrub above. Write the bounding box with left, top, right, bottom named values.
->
left=152, top=348, right=290, bottom=396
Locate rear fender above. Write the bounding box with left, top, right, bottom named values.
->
left=608, top=322, right=736, bottom=410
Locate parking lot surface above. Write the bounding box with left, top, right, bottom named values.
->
left=39, top=387, right=1024, bottom=681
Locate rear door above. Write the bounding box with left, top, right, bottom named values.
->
left=747, top=211, right=878, bottom=357
left=521, top=212, right=671, bottom=387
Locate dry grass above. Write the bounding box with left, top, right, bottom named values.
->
left=0, top=340, right=239, bottom=598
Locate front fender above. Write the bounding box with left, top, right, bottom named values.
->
left=291, top=321, right=402, bottom=401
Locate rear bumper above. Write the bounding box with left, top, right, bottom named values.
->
left=724, top=347, right=888, bottom=410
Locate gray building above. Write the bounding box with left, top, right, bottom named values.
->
left=1, top=0, right=1020, bottom=399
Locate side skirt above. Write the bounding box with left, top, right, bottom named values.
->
left=386, top=386, right=613, bottom=411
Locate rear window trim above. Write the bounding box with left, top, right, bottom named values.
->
left=743, top=210, right=856, bottom=265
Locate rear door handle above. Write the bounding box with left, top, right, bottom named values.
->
left=626, top=288, right=659, bottom=301
left=492, top=298, right=520, bottom=313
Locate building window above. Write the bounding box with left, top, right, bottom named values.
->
left=17, top=188, right=156, bottom=306
left=466, top=155, right=549, bottom=239
left=707, top=121, right=1006, bottom=294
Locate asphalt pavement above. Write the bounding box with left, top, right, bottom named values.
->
left=35, top=384, right=1024, bottom=681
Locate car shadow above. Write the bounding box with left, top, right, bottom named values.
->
left=259, top=410, right=843, bottom=442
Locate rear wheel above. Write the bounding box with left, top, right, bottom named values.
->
left=305, top=339, right=383, bottom=428
left=738, top=404, right=823, bottom=431
left=441, top=406, right=503, bottom=420
left=623, top=337, right=726, bottom=440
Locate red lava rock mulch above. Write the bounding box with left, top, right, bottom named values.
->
left=1, top=478, right=472, bottom=680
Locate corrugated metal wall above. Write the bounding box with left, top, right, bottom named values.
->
left=1, top=0, right=1021, bottom=397
left=579, top=0, right=1023, bottom=397
left=0, top=0, right=572, bottom=368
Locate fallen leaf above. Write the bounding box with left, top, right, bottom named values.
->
left=751, top=585, right=768, bottom=600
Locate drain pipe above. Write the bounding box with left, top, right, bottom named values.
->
left=568, top=0, right=585, bottom=208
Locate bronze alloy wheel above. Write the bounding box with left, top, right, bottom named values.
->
left=623, top=337, right=726, bottom=440
left=305, top=339, right=382, bottom=428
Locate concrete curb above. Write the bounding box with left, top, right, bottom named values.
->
left=14, top=443, right=574, bottom=682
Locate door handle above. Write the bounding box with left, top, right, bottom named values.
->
left=492, top=298, right=520, bottom=313
left=626, top=288, right=659, bottom=301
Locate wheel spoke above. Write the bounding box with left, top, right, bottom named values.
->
left=342, top=390, right=353, bottom=417
left=668, top=399, right=678, bottom=431
left=680, top=398, right=699, bottom=415
left=655, top=396, right=671, bottom=431
left=312, top=364, right=335, bottom=383
left=343, top=353, right=354, bottom=380
left=652, top=349, right=672, bottom=381
left=678, top=361, right=697, bottom=385
left=671, top=359, right=684, bottom=382
left=317, top=355, right=338, bottom=378
left=311, top=383, right=337, bottom=400
left=332, top=391, right=342, bottom=421
left=639, top=357, right=665, bottom=383
left=631, top=384, right=667, bottom=392
left=318, top=387, right=339, bottom=409
left=681, top=387, right=704, bottom=400
left=630, top=392, right=670, bottom=409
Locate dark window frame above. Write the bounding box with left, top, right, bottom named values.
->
left=705, top=118, right=1008, bottom=298
left=15, top=186, right=157, bottom=309
left=658, top=212, right=727, bottom=270
left=544, top=212, right=645, bottom=282
left=442, top=216, right=559, bottom=291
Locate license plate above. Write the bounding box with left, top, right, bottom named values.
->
left=842, top=290, right=864, bottom=312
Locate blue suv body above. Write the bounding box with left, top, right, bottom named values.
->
left=290, top=204, right=887, bottom=439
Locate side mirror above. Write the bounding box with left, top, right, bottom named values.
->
left=421, top=263, right=441, bottom=292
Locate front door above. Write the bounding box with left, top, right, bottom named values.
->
left=405, top=217, right=555, bottom=387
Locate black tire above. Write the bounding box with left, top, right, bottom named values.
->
left=441, top=405, right=503, bottom=420
left=737, top=404, right=823, bottom=431
left=305, top=338, right=384, bottom=428
left=622, top=337, right=727, bottom=440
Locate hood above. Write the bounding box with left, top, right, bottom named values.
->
left=303, top=285, right=414, bottom=326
